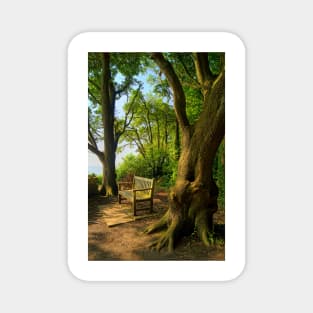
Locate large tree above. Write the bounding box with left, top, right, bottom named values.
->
left=88, top=53, right=144, bottom=195
left=145, top=52, right=225, bottom=251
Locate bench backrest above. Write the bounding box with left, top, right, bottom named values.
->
left=133, top=176, right=155, bottom=197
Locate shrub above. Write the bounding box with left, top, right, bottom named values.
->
left=212, top=140, right=225, bottom=209
left=116, top=154, right=143, bottom=181
left=116, top=152, right=178, bottom=186
left=96, top=174, right=103, bottom=185
left=88, top=174, right=99, bottom=197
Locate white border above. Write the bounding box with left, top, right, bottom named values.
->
left=68, top=32, right=245, bottom=281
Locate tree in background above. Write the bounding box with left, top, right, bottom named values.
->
left=145, top=53, right=225, bottom=251
left=119, top=92, right=176, bottom=179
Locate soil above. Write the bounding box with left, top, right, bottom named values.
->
left=88, top=190, right=225, bottom=261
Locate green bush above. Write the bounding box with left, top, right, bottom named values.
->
left=116, top=152, right=177, bottom=186
left=213, top=140, right=225, bottom=209
left=88, top=174, right=99, bottom=197
left=116, top=154, right=144, bottom=181
left=158, top=158, right=178, bottom=188
left=96, top=174, right=103, bottom=185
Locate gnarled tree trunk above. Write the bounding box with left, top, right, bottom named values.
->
left=145, top=53, right=225, bottom=251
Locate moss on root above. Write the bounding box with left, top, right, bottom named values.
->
left=143, top=211, right=169, bottom=235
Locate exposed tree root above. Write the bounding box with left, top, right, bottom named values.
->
left=144, top=188, right=218, bottom=252
left=149, top=230, right=175, bottom=253
left=147, top=214, right=181, bottom=253
left=195, top=210, right=215, bottom=247
left=143, top=211, right=169, bottom=234
left=198, top=224, right=211, bottom=247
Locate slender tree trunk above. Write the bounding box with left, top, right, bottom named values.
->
left=103, top=146, right=117, bottom=195
left=156, top=116, right=160, bottom=150
left=99, top=159, right=107, bottom=194
left=101, top=53, right=118, bottom=195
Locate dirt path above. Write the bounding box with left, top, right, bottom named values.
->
left=88, top=191, right=225, bottom=260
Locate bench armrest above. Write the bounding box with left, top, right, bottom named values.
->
left=133, top=188, right=152, bottom=192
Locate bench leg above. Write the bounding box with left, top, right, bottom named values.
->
left=118, top=194, right=121, bottom=204
left=133, top=201, right=137, bottom=216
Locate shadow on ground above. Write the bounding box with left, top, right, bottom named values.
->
left=88, top=192, right=225, bottom=261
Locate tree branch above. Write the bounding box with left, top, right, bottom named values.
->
left=151, top=53, right=189, bottom=129
left=88, top=122, right=98, bottom=149
left=128, top=128, right=146, bottom=158
left=88, top=143, right=104, bottom=162
left=115, top=86, right=141, bottom=146
left=88, top=78, right=101, bottom=91
left=200, top=68, right=225, bottom=122
left=88, top=88, right=100, bottom=104
left=208, top=69, right=225, bottom=114
left=122, top=87, right=141, bottom=132
left=177, top=54, right=200, bottom=87
left=116, top=78, right=133, bottom=97
left=193, top=53, right=214, bottom=85
left=141, top=97, right=153, bottom=144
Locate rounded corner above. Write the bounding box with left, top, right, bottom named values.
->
left=67, top=260, right=90, bottom=283
left=67, top=32, right=90, bottom=52
left=222, top=31, right=246, bottom=52
left=226, top=259, right=246, bottom=282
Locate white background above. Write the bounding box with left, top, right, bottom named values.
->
left=0, top=0, right=312, bottom=312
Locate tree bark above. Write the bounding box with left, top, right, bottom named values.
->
left=99, top=159, right=107, bottom=194
left=101, top=53, right=118, bottom=195
left=174, top=118, right=180, bottom=160
left=147, top=53, right=225, bottom=251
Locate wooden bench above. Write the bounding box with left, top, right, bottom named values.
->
left=118, top=176, right=155, bottom=216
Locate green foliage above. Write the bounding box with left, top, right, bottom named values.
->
left=185, top=87, right=202, bottom=123
left=88, top=174, right=99, bottom=197
left=95, top=174, right=103, bottom=186
left=116, top=152, right=178, bottom=188
left=117, top=90, right=180, bottom=188
left=212, top=139, right=225, bottom=209
left=88, top=52, right=225, bottom=207
left=110, top=53, right=149, bottom=80
left=116, top=154, right=150, bottom=181
left=208, top=52, right=224, bottom=75
left=159, top=157, right=178, bottom=188
left=88, top=52, right=147, bottom=155
left=118, top=91, right=178, bottom=180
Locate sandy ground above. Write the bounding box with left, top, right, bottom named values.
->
left=88, top=191, right=225, bottom=261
